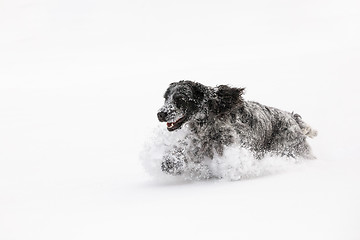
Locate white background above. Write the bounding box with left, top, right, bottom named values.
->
left=1, top=0, right=360, bottom=239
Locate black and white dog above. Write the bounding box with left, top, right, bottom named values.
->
left=157, top=81, right=317, bottom=176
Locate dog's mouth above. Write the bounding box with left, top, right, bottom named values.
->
left=166, top=117, right=186, bottom=131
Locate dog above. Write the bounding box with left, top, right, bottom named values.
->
left=157, top=80, right=317, bottom=177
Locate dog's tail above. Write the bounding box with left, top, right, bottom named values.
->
left=292, top=113, right=318, bottom=138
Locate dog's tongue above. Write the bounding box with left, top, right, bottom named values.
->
left=167, top=122, right=174, bottom=128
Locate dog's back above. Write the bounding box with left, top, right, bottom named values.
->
left=234, top=101, right=316, bottom=158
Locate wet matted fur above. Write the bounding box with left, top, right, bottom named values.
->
left=157, top=80, right=317, bottom=176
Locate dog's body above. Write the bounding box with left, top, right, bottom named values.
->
left=157, top=81, right=317, bottom=176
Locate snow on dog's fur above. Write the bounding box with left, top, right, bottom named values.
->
left=143, top=80, right=317, bottom=180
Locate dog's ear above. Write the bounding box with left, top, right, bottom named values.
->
left=209, top=85, right=245, bottom=115
left=188, top=81, right=206, bottom=104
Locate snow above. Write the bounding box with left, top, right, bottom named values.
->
left=141, top=124, right=307, bottom=181
left=1, top=0, right=360, bottom=239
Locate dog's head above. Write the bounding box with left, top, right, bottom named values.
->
left=157, top=81, right=205, bottom=131
left=157, top=81, right=245, bottom=131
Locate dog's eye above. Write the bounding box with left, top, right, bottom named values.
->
left=174, top=96, right=183, bottom=102
left=173, top=95, right=186, bottom=107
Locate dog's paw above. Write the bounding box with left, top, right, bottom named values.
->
left=161, top=155, right=186, bottom=175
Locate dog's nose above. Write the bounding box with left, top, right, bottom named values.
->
left=157, top=112, right=167, bottom=122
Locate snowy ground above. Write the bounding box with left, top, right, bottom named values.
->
left=1, top=0, right=360, bottom=239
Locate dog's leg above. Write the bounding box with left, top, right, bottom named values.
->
left=278, top=136, right=315, bottom=159
left=293, top=140, right=316, bottom=159
left=269, top=121, right=316, bottom=159
left=161, top=147, right=187, bottom=175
